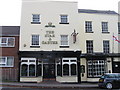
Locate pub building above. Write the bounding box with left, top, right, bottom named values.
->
left=19, top=0, right=81, bottom=83
left=19, top=0, right=120, bottom=83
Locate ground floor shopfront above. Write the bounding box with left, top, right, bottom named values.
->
left=80, top=53, right=120, bottom=82
left=19, top=51, right=120, bottom=83
left=19, top=51, right=81, bottom=83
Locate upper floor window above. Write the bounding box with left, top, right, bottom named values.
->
left=60, top=15, right=69, bottom=24
left=86, top=40, right=93, bottom=53
left=31, top=35, right=40, bottom=47
left=85, top=21, right=93, bottom=33
left=103, top=40, right=110, bottom=53
left=102, top=22, right=109, bottom=33
left=0, top=56, right=14, bottom=67
left=118, top=22, right=120, bottom=34
left=60, top=35, right=69, bottom=48
left=31, top=14, right=41, bottom=24
left=0, top=37, right=15, bottom=47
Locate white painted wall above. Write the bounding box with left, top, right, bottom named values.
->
left=20, top=0, right=80, bottom=51
left=78, top=13, right=118, bottom=53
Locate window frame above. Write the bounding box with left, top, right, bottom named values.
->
left=31, top=35, right=40, bottom=48
left=86, top=40, right=93, bottom=53
left=0, top=37, right=15, bottom=47
left=60, top=35, right=69, bottom=47
left=59, top=15, right=69, bottom=24
left=87, top=60, right=107, bottom=78
left=102, top=22, right=109, bottom=33
left=103, top=40, right=110, bottom=53
left=31, top=14, right=41, bottom=24
left=85, top=21, right=93, bottom=33
left=20, top=58, right=37, bottom=77
left=0, top=56, right=14, bottom=67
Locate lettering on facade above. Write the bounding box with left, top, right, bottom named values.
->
left=42, top=31, right=58, bottom=44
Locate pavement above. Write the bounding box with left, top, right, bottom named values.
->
left=0, top=81, right=98, bottom=89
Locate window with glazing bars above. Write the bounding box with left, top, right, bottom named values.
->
left=31, top=35, right=40, bottom=46
left=103, top=40, right=110, bottom=53
left=85, top=21, right=92, bottom=32
left=102, top=22, right=108, bottom=32
left=86, top=40, right=93, bottom=53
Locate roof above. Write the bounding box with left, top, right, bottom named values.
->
left=78, top=9, right=118, bottom=15
left=0, top=26, right=20, bottom=36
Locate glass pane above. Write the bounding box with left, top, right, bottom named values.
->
left=8, top=38, right=14, bottom=46
left=29, top=64, right=35, bottom=76
left=63, top=64, right=69, bottom=75
left=7, top=57, right=14, bottom=66
left=71, top=64, right=76, bottom=75
left=21, top=64, right=28, bottom=76
left=32, top=35, right=39, bottom=46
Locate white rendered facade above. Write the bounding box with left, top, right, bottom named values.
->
left=19, top=0, right=120, bottom=83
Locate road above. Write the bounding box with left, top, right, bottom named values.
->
left=1, top=87, right=110, bottom=90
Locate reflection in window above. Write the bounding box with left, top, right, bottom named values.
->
left=37, top=64, right=42, bottom=76
left=71, top=64, right=76, bottom=75
left=29, top=64, right=35, bottom=76
left=21, top=64, right=28, bottom=76
left=63, top=64, right=69, bottom=75
left=57, top=64, right=61, bottom=76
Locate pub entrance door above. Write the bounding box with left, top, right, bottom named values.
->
left=43, top=64, right=55, bottom=79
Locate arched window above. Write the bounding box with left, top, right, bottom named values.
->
left=21, top=64, right=28, bottom=76
left=29, top=64, right=35, bottom=76
left=71, top=64, right=76, bottom=75
left=63, top=64, right=69, bottom=75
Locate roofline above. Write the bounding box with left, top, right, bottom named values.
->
left=78, top=9, right=118, bottom=15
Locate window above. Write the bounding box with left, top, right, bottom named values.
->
left=103, top=40, right=110, bottom=53
left=86, top=40, right=93, bottom=53
left=62, top=58, right=77, bottom=76
left=87, top=60, right=106, bottom=77
left=60, top=35, right=69, bottom=46
left=21, top=64, right=28, bottom=76
left=0, top=56, right=14, bottom=67
left=31, top=35, right=40, bottom=47
left=118, top=22, right=120, bottom=34
left=71, top=64, right=77, bottom=75
left=102, top=22, right=108, bottom=33
left=21, top=58, right=36, bottom=77
left=0, top=37, right=15, bottom=47
left=60, top=15, right=69, bottom=24
left=85, top=21, right=92, bottom=33
left=29, top=64, right=35, bottom=76
left=31, top=14, right=40, bottom=24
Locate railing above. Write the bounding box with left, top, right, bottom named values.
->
left=0, top=68, right=18, bottom=81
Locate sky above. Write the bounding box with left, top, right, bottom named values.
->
left=0, top=0, right=120, bottom=26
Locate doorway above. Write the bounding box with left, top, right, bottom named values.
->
left=43, top=64, right=55, bottom=79
left=113, top=62, right=120, bottom=73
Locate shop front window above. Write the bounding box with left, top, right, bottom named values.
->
left=71, top=64, right=77, bottom=75
left=21, top=58, right=36, bottom=77
left=87, top=60, right=106, bottom=77
left=21, top=64, right=28, bottom=76
left=29, top=64, right=35, bottom=76
left=63, top=64, right=69, bottom=75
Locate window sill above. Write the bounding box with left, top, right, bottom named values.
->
left=30, top=46, right=40, bottom=48
left=59, top=22, right=69, bottom=24
left=59, top=46, right=69, bottom=48
left=102, top=32, right=110, bottom=34
left=31, top=22, right=41, bottom=24
left=86, top=31, right=94, bottom=33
